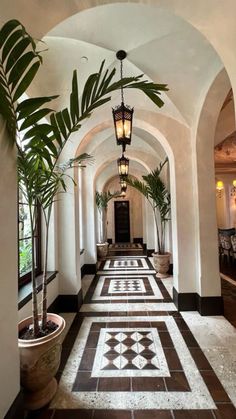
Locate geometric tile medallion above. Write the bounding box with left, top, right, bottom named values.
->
left=92, top=328, right=170, bottom=377
left=102, top=258, right=151, bottom=270
left=92, top=275, right=164, bottom=301
left=51, top=316, right=217, bottom=410
left=108, top=279, right=146, bottom=293
left=109, top=243, right=143, bottom=250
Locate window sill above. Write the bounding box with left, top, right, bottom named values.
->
left=18, top=271, right=57, bottom=310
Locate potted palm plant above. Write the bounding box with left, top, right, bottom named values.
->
left=127, top=159, right=171, bottom=277
left=0, top=19, right=167, bottom=409
left=95, top=190, right=120, bottom=258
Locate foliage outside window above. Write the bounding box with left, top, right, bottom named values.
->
left=18, top=187, right=41, bottom=285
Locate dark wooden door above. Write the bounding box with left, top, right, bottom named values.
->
left=114, top=201, right=130, bottom=242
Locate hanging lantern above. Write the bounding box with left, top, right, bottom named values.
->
left=120, top=177, right=127, bottom=192
left=112, top=50, right=134, bottom=152
left=117, top=154, right=129, bottom=177
left=120, top=190, right=126, bottom=198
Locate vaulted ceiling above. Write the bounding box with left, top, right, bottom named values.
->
left=29, top=3, right=223, bottom=129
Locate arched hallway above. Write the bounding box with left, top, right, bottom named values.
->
left=1, top=1, right=236, bottom=418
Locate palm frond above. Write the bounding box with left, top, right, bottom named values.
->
left=95, top=190, right=119, bottom=210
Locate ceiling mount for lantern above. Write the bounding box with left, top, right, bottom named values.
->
left=116, top=50, right=127, bottom=60
left=112, top=50, right=134, bottom=153
left=117, top=153, right=129, bottom=177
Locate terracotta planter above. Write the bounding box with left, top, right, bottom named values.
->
left=152, top=252, right=171, bottom=278
left=18, top=313, right=65, bottom=410
left=97, top=242, right=109, bottom=259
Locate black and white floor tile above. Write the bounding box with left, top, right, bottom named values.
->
left=91, top=274, right=165, bottom=301
left=44, top=253, right=236, bottom=419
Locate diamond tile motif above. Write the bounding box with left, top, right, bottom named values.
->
left=132, top=355, right=148, bottom=369
left=113, top=260, right=139, bottom=267
left=108, top=279, right=146, bottom=293
left=103, top=258, right=150, bottom=271
left=92, top=328, right=170, bottom=377
left=114, top=342, right=128, bottom=354
left=92, top=275, right=164, bottom=301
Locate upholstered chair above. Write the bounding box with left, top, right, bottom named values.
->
left=230, top=234, right=236, bottom=261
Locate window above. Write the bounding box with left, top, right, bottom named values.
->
left=18, top=188, right=41, bottom=286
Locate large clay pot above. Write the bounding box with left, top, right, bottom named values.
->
left=152, top=252, right=171, bottom=278
left=18, top=313, right=65, bottom=410
left=97, top=242, right=109, bottom=259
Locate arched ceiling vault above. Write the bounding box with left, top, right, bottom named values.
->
left=25, top=3, right=225, bottom=129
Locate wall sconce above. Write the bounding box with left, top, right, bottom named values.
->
left=231, top=180, right=236, bottom=197
left=216, top=180, right=224, bottom=198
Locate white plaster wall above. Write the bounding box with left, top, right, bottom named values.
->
left=18, top=276, right=59, bottom=322
left=0, top=123, right=20, bottom=418
left=105, top=177, right=143, bottom=242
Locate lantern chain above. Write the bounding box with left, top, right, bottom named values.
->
left=120, top=59, right=124, bottom=104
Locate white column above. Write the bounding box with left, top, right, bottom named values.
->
left=170, top=149, right=197, bottom=294
left=145, top=199, right=155, bottom=251
left=83, top=167, right=97, bottom=264
left=58, top=169, right=81, bottom=295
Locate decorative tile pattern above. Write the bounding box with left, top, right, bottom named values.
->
left=102, top=258, right=151, bottom=271
left=92, top=328, right=170, bottom=377
left=91, top=275, right=164, bottom=301
left=108, top=279, right=146, bottom=293
left=45, top=253, right=236, bottom=419
left=51, top=316, right=217, bottom=409
left=80, top=303, right=177, bottom=311
left=109, top=243, right=143, bottom=249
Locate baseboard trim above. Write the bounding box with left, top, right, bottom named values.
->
left=168, top=263, right=173, bottom=275
left=173, top=287, right=197, bottom=311
left=147, top=248, right=155, bottom=257
left=81, top=263, right=97, bottom=278
left=48, top=289, right=83, bottom=313
left=196, top=295, right=224, bottom=316
left=4, top=390, right=24, bottom=419
left=173, top=287, right=224, bottom=315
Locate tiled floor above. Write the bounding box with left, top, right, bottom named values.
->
left=26, top=253, right=236, bottom=419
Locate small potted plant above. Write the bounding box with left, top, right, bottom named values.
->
left=127, top=159, right=171, bottom=277
left=95, top=190, right=119, bottom=258
left=0, top=19, right=167, bottom=409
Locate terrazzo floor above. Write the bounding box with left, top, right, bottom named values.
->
left=27, top=253, right=236, bottom=419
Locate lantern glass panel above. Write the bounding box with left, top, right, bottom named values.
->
left=118, top=161, right=129, bottom=176
left=116, top=119, right=131, bottom=140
